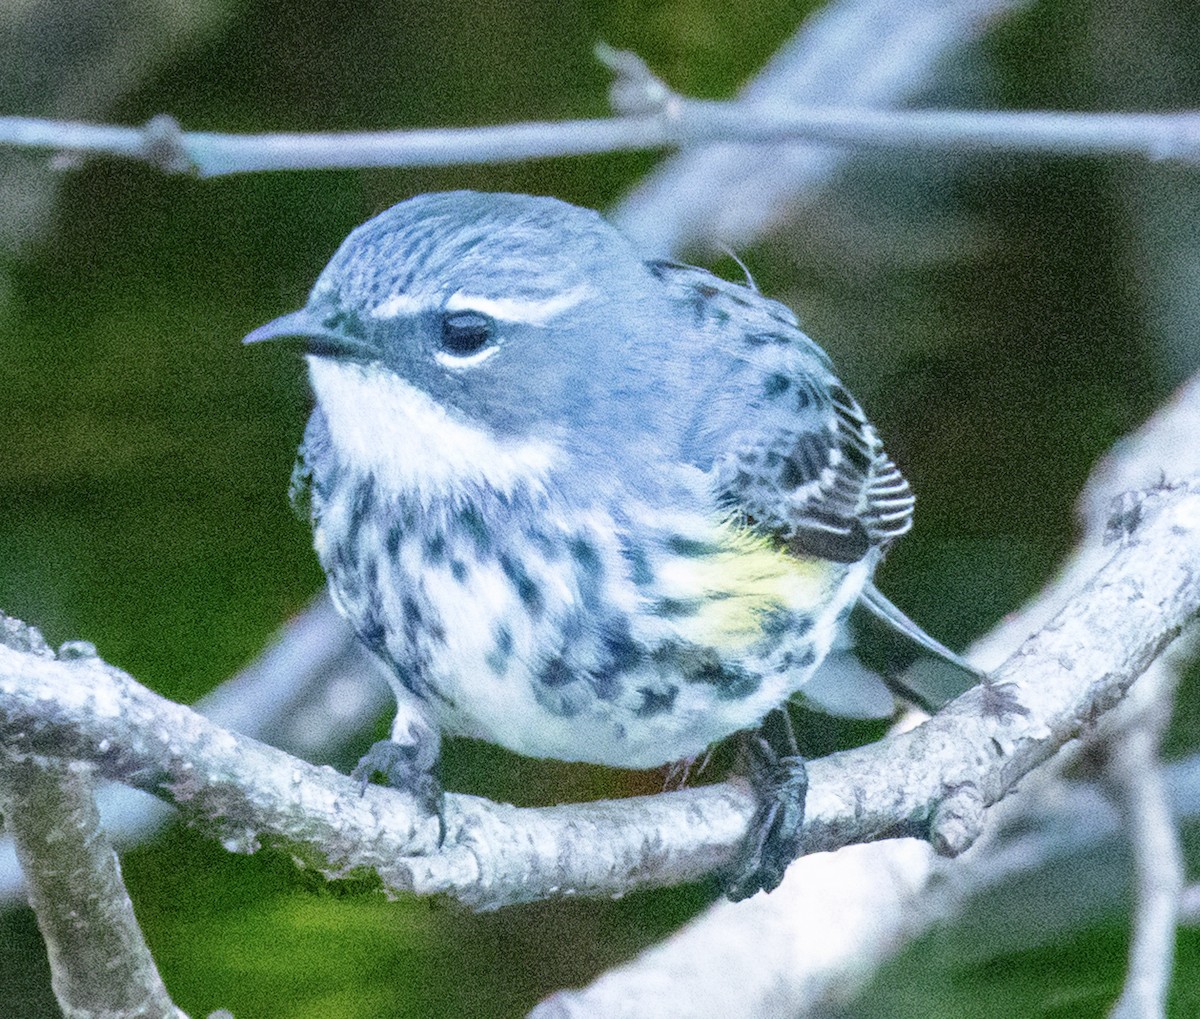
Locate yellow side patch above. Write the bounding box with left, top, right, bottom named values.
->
left=654, top=522, right=834, bottom=651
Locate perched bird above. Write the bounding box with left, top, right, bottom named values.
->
left=245, top=191, right=964, bottom=899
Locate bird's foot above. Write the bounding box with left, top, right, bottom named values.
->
left=351, top=729, right=443, bottom=839
left=723, top=734, right=808, bottom=901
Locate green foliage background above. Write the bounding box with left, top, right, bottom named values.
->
left=2, top=0, right=1200, bottom=1015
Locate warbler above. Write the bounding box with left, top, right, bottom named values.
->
left=245, top=191, right=962, bottom=898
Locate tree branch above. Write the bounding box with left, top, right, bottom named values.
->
left=0, top=691, right=187, bottom=1018
left=2, top=476, right=1198, bottom=910
left=534, top=839, right=942, bottom=1019
left=1178, top=883, right=1200, bottom=926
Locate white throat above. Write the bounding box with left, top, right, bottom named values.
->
left=307, top=356, right=557, bottom=504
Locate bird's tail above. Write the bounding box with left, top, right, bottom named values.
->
left=859, top=582, right=984, bottom=680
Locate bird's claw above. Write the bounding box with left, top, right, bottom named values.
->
left=352, top=737, right=444, bottom=841
left=724, top=735, right=808, bottom=901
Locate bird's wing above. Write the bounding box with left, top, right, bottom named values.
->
left=650, top=262, right=915, bottom=564
left=714, top=362, right=914, bottom=563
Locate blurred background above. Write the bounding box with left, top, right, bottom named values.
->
left=2, top=0, right=1200, bottom=1015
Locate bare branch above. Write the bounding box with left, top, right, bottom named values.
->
left=537, top=748, right=1200, bottom=1018
left=799, top=477, right=1199, bottom=856
left=0, top=622, right=746, bottom=909
left=533, top=840, right=941, bottom=1019
left=0, top=593, right=388, bottom=903
left=0, top=747, right=187, bottom=1017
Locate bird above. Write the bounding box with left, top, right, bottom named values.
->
left=244, top=190, right=967, bottom=899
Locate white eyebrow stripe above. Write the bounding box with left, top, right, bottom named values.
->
left=371, top=293, right=430, bottom=319
left=445, top=285, right=593, bottom=325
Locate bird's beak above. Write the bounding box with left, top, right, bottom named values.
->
left=243, top=308, right=377, bottom=360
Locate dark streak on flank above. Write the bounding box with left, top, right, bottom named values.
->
left=635, top=686, right=678, bottom=717
left=622, top=545, right=655, bottom=587
left=485, top=623, right=514, bottom=677
left=400, top=596, right=425, bottom=647
left=665, top=535, right=719, bottom=558
left=759, top=607, right=802, bottom=639
left=763, top=373, right=790, bottom=399
left=654, top=597, right=703, bottom=619
left=571, top=538, right=606, bottom=610
left=538, top=657, right=573, bottom=687
left=793, top=647, right=816, bottom=669
left=569, top=538, right=603, bottom=577
left=600, top=620, right=644, bottom=673
left=423, top=533, right=446, bottom=563
left=744, top=332, right=790, bottom=347
left=500, top=555, right=544, bottom=615
left=655, top=642, right=762, bottom=700
left=357, top=612, right=387, bottom=655
left=457, top=504, right=492, bottom=555
left=344, top=475, right=377, bottom=550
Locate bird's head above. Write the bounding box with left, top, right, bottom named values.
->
left=245, top=191, right=684, bottom=502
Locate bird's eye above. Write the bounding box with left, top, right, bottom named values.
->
left=440, top=310, right=495, bottom=356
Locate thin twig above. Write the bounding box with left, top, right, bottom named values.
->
left=2, top=82, right=1199, bottom=178
left=1105, top=684, right=1183, bottom=1019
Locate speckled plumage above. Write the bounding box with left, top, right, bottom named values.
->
left=249, top=191, right=914, bottom=774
